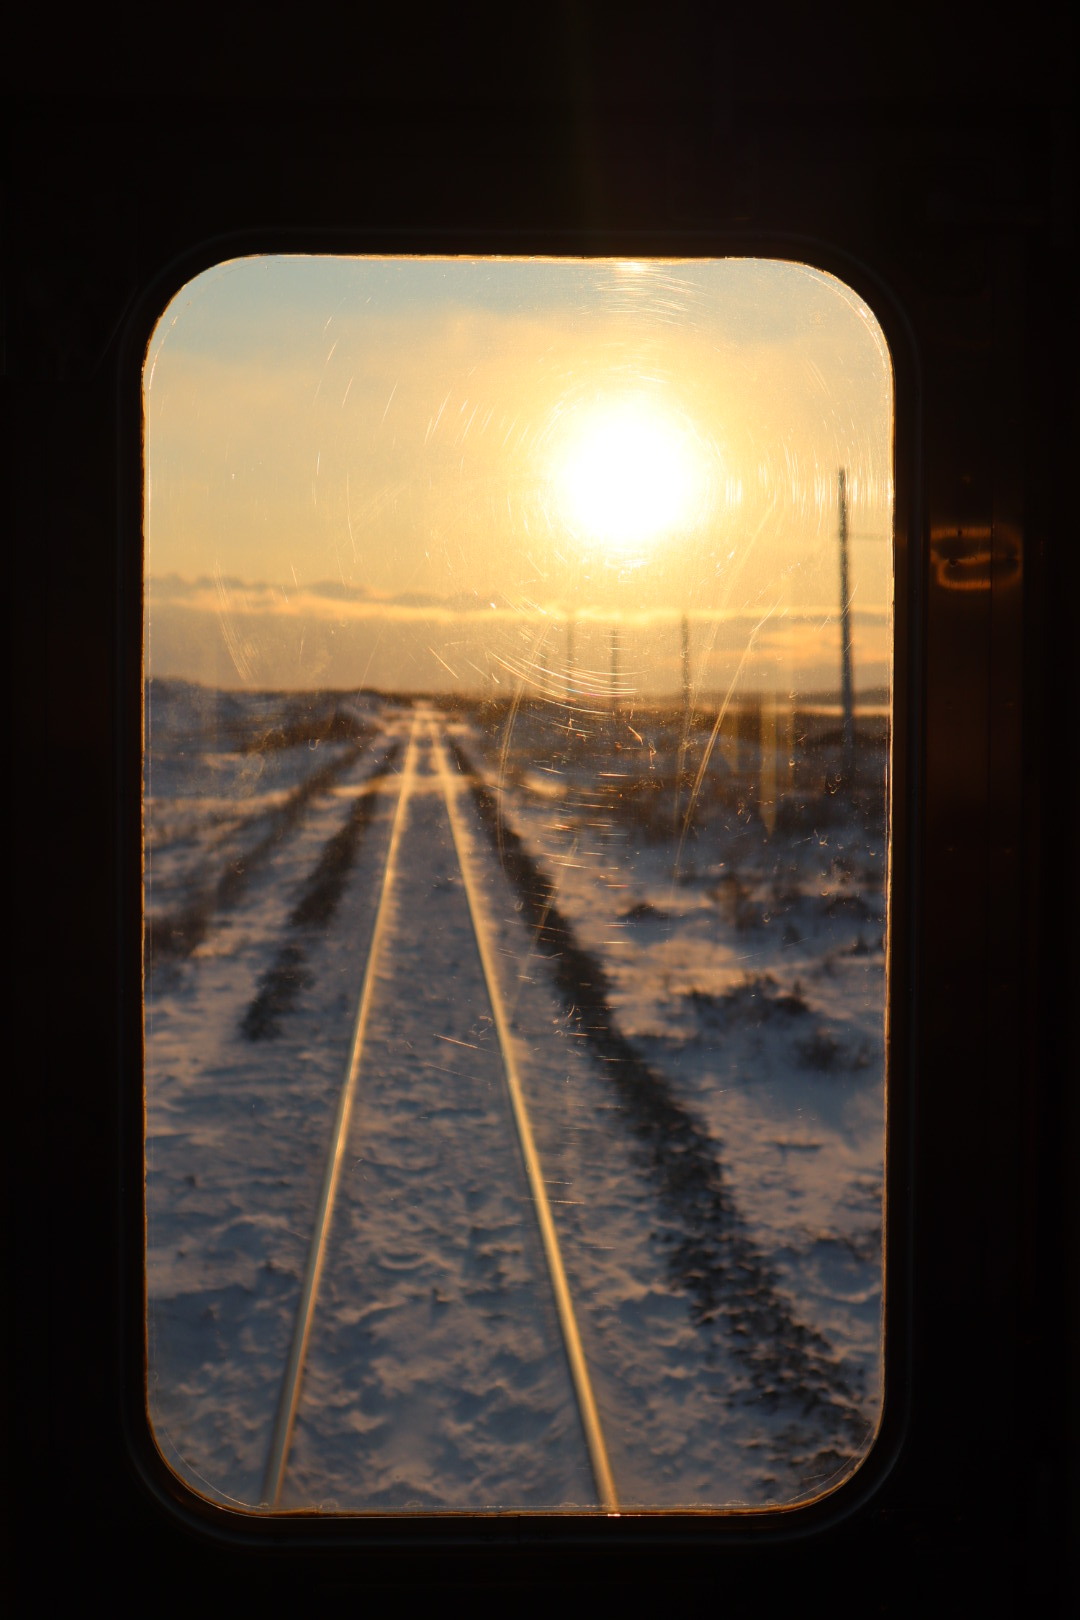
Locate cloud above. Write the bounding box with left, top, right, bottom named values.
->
left=149, top=574, right=887, bottom=626
left=146, top=573, right=890, bottom=697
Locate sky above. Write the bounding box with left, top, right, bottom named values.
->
left=145, top=256, right=893, bottom=700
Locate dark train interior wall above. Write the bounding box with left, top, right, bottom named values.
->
left=5, top=5, right=1075, bottom=1606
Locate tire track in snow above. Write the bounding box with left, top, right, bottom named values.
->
left=147, top=737, right=371, bottom=962
left=240, top=742, right=403, bottom=1040
left=448, top=735, right=870, bottom=1481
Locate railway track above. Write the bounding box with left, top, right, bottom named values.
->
left=147, top=701, right=873, bottom=1512
left=261, top=708, right=618, bottom=1511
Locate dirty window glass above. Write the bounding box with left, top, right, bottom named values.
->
left=143, top=257, right=892, bottom=1513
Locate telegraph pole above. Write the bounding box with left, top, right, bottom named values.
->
left=681, top=613, right=691, bottom=724
left=676, top=613, right=692, bottom=839
left=610, top=623, right=621, bottom=713
left=837, top=468, right=856, bottom=786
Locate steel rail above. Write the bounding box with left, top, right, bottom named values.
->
left=260, top=714, right=420, bottom=1507
left=429, top=721, right=619, bottom=1512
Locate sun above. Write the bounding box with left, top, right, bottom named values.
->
left=551, top=395, right=711, bottom=558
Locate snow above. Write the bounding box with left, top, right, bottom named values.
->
left=144, top=679, right=887, bottom=1513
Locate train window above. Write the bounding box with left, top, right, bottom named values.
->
left=143, top=256, right=893, bottom=1514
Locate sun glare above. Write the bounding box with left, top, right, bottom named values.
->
left=551, top=396, right=712, bottom=558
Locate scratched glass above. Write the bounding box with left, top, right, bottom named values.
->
left=143, top=257, right=892, bottom=1513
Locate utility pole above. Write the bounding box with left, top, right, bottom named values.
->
left=760, top=694, right=777, bottom=836
left=837, top=467, right=856, bottom=786
left=610, top=623, right=620, bottom=713
left=676, top=613, right=692, bottom=840
left=681, top=613, right=691, bottom=725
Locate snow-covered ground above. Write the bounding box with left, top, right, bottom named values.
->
left=144, top=679, right=887, bottom=1513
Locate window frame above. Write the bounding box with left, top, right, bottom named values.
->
left=10, top=81, right=1068, bottom=1602
left=125, top=229, right=916, bottom=1548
